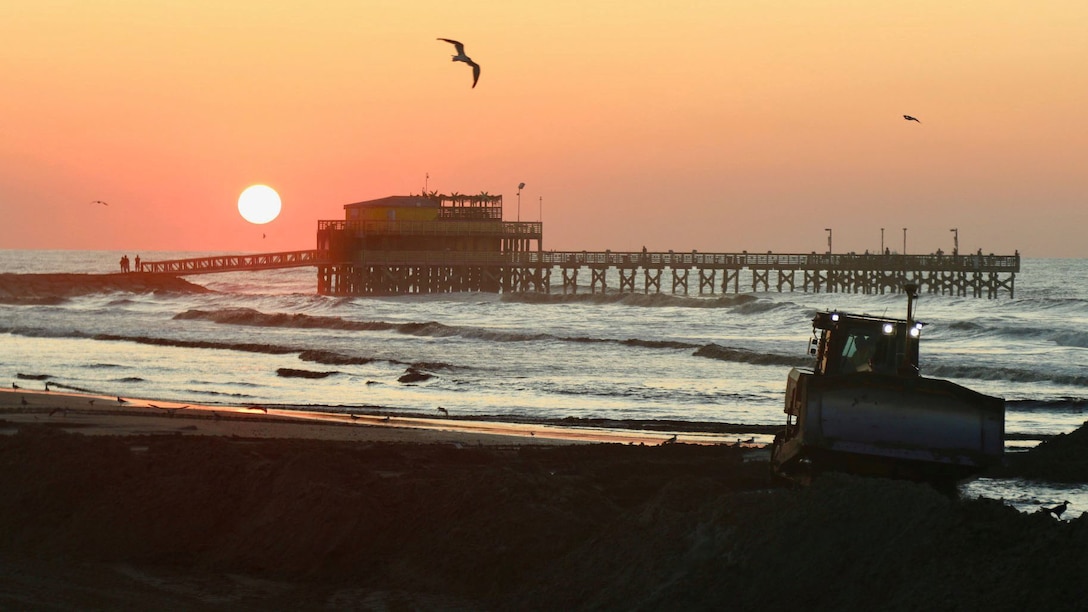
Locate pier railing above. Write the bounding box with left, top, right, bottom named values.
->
left=355, top=250, right=1019, bottom=273
left=317, top=220, right=542, bottom=237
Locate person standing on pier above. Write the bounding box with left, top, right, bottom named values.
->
left=134, top=255, right=141, bottom=272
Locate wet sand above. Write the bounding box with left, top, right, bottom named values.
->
left=2, top=388, right=1087, bottom=610
left=0, top=388, right=739, bottom=447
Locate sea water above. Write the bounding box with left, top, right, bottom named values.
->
left=2, top=250, right=1086, bottom=514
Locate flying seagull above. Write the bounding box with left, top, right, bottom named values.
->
left=437, top=38, right=480, bottom=88
left=903, top=115, right=921, bottom=123
left=90, top=200, right=109, bottom=206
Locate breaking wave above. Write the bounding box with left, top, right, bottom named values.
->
left=502, top=292, right=761, bottom=308
left=1006, top=398, right=1088, bottom=412
left=926, top=364, right=1088, bottom=387
left=693, top=343, right=814, bottom=368
left=172, top=308, right=711, bottom=352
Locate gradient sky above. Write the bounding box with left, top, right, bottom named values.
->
left=2, top=1, right=1085, bottom=256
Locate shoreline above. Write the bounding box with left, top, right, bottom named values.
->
left=0, top=388, right=769, bottom=449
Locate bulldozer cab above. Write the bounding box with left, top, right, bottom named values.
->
left=810, top=312, right=922, bottom=377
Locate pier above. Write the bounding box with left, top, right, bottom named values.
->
left=138, top=192, right=1020, bottom=298
left=314, top=250, right=1019, bottom=298
left=142, top=249, right=1019, bottom=298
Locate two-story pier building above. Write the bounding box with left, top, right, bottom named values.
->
left=315, top=193, right=543, bottom=295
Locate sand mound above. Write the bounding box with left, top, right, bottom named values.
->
left=0, top=273, right=208, bottom=303
left=1, top=425, right=1086, bottom=610
left=1001, top=418, right=1088, bottom=482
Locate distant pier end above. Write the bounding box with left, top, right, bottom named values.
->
left=140, top=192, right=1021, bottom=298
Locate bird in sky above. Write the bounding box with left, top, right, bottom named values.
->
left=90, top=200, right=109, bottom=206
left=903, top=115, right=921, bottom=123
left=437, top=38, right=480, bottom=88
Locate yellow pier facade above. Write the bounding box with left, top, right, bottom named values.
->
left=315, top=193, right=543, bottom=295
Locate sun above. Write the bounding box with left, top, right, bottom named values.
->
left=238, top=185, right=282, bottom=224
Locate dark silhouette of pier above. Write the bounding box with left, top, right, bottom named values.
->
left=140, top=249, right=1020, bottom=298
left=136, top=191, right=1019, bottom=298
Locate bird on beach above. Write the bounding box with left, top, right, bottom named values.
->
left=249, top=405, right=268, bottom=414
left=437, top=38, right=480, bottom=88
left=350, top=413, right=360, bottom=421
left=662, top=434, right=678, bottom=446
left=1042, top=500, right=1070, bottom=519
left=903, top=115, right=921, bottom=123
left=437, top=406, right=449, bottom=417
left=88, top=399, right=95, bottom=406
left=117, top=396, right=127, bottom=405
left=11, top=382, right=19, bottom=390
left=20, top=397, right=28, bottom=406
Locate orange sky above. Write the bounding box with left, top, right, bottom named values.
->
left=1, top=1, right=1085, bottom=256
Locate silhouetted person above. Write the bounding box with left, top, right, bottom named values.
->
left=119, top=255, right=127, bottom=272
left=134, top=255, right=141, bottom=272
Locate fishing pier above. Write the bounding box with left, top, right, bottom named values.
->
left=141, top=193, right=1021, bottom=298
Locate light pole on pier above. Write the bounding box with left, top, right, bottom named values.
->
left=902, top=227, right=908, bottom=254
left=950, top=228, right=959, bottom=255
left=881, top=228, right=885, bottom=254
left=825, top=228, right=832, bottom=254
left=517, top=182, right=525, bottom=222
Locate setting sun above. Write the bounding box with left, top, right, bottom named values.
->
left=237, top=185, right=282, bottom=225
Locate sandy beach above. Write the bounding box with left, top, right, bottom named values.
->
left=2, top=386, right=1087, bottom=611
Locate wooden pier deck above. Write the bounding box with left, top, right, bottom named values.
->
left=140, top=249, right=1020, bottom=298
left=334, top=250, right=1020, bottom=298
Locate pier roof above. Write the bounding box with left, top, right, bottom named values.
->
left=344, top=196, right=438, bottom=210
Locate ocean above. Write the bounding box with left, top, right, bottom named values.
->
left=2, top=250, right=1086, bottom=513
